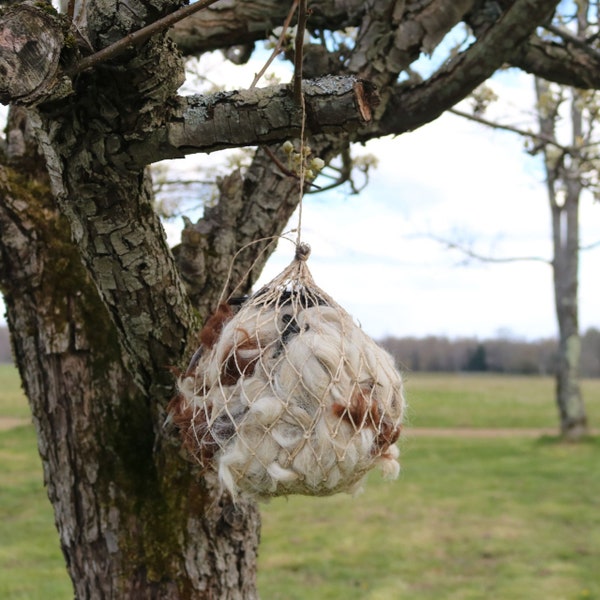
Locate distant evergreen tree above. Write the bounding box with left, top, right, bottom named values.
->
left=465, top=344, right=488, bottom=372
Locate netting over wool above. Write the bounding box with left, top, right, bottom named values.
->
left=171, top=248, right=405, bottom=499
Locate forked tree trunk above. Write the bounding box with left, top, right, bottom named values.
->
left=0, top=111, right=261, bottom=598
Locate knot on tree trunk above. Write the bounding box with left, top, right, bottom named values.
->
left=0, top=3, right=72, bottom=106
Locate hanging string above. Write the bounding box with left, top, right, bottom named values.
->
left=172, top=0, right=407, bottom=496
left=217, top=0, right=310, bottom=304
left=217, top=233, right=297, bottom=306
left=295, top=97, right=307, bottom=251
left=293, top=0, right=308, bottom=253
left=250, top=0, right=300, bottom=89
left=251, top=0, right=310, bottom=254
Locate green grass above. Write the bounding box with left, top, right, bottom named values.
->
left=2, top=365, right=599, bottom=429
left=259, top=436, right=600, bottom=599
left=0, top=364, right=29, bottom=419
left=0, top=425, right=73, bottom=598
left=405, top=373, right=600, bottom=430
left=1, top=366, right=599, bottom=599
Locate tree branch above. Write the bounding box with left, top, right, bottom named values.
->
left=429, top=234, right=551, bottom=265
left=1, top=0, right=204, bottom=106
left=467, top=0, right=600, bottom=89
left=510, top=34, right=600, bottom=89
left=355, top=0, right=561, bottom=141
left=127, top=76, right=379, bottom=167
left=165, top=0, right=600, bottom=92
left=68, top=0, right=224, bottom=76
left=169, top=0, right=366, bottom=56
left=543, top=22, right=600, bottom=62
left=173, top=146, right=310, bottom=315
left=580, top=238, right=600, bottom=251
left=449, top=107, right=574, bottom=154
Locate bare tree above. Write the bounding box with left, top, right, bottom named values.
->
left=534, top=75, right=589, bottom=439
left=2, top=0, right=598, bottom=596
left=447, top=2, right=599, bottom=439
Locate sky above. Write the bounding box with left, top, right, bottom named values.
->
left=1, top=47, right=599, bottom=342
left=189, top=54, right=599, bottom=342
left=251, top=111, right=600, bottom=341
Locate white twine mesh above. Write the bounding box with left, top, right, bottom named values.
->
left=172, top=245, right=405, bottom=499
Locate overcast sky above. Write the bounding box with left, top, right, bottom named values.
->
left=252, top=113, right=600, bottom=341
left=249, top=62, right=600, bottom=341
left=2, top=50, right=599, bottom=341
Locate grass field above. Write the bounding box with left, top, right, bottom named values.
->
left=1, top=365, right=599, bottom=599
left=404, top=372, right=600, bottom=430
left=0, top=364, right=31, bottom=419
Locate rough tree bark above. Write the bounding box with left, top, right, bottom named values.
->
left=1, top=0, right=596, bottom=596
left=0, top=106, right=262, bottom=598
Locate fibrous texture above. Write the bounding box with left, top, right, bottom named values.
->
left=170, top=250, right=405, bottom=499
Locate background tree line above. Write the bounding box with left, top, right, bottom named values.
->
left=381, top=327, right=600, bottom=377
left=1, top=323, right=597, bottom=376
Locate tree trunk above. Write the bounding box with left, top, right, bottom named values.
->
left=552, top=189, right=587, bottom=439
left=550, top=82, right=588, bottom=440
left=0, top=108, right=261, bottom=598
left=535, top=77, right=588, bottom=440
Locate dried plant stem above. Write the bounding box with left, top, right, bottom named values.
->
left=250, top=0, right=300, bottom=88
left=68, top=0, right=223, bottom=75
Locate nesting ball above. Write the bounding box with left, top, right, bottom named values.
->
left=170, top=256, right=405, bottom=499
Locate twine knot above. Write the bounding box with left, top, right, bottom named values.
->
left=295, top=242, right=311, bottom=262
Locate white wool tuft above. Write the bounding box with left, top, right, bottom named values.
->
left=173, top=254, right=406, bottom=499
